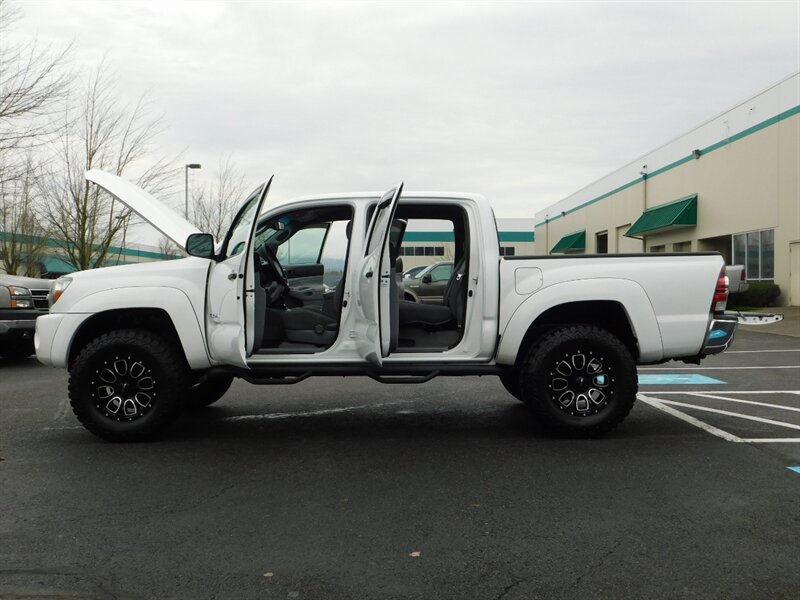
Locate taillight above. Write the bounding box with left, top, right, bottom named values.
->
left=712, top=267, right=729, bottom=312
left=740, top=270, right=746, bottom=283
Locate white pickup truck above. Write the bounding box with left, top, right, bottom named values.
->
left=36, top=170, right=742, bottom=442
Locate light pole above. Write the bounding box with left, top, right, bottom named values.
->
left=184, top=163, right=201, bottom=219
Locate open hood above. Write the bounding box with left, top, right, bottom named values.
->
left=85, top=169, right=201, bottom=250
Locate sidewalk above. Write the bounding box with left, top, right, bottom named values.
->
left=737, top=306, right=800, bottom=338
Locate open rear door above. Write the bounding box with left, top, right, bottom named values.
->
left=353, top=183, right=403, bottom=364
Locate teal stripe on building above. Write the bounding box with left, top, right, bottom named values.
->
left=402, top=231, right=534, bottom=242
left=535, top=103, right=800, bottom=228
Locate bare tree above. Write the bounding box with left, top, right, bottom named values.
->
left=37, top=62, right=179, bottom=271
left=0, top=154, right=49, bottom=275
left=190, top=155, right=247, bottom=241
left=157, top=235, right=183, bottom=259
left=0, top=0, right=71, bottom=184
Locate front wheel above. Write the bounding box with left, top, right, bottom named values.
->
left=69, top=329, right=189, bottom=442
left=498, top=369, right=524, bottom=402
left=186, top=374, right=234, bottom=409
left=519, top=325, right=637, bottom=437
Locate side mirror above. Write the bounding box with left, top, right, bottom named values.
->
left=185, top=233, right=215, bottom=259
left=422, top=274, right=432, bottom=284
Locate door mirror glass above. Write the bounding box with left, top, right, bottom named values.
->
left=185, top=233, right=215, bottom=258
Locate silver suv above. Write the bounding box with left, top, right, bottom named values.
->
left=0, top=274, right=51, bottom=360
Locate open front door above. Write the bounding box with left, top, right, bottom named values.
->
left=353, top=183, right=403, bottom=364
left=206, top=177, right=273, bottom=367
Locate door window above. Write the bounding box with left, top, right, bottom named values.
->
left=276, top=225, right=327, bottom=265
left=429, top=264, right=452, bottom=282
left=221, top=185, right=265, bottom=259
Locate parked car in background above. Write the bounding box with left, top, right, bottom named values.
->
left=0, top=274, right=50, bottom=360
left=726, top=265, right=749, bottom=294
left=403, top=264, right=427, bottom=279
left=403, top=261, right=453, bottom=303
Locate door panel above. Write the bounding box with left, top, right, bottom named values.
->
left=353, top=184, right=403, bottom=364
left=283, top=263, right=324, bottom=279
left=206, top=177, right=273, bottom=366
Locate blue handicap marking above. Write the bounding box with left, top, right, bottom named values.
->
left=788, top=467, right=800, bottom=475
left=638, top=374, right=726, bottom=385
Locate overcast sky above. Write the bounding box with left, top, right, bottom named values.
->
left=10, top=0, right=800, bottom=222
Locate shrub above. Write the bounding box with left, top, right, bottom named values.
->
left=729, top=281, right=781, bottom=308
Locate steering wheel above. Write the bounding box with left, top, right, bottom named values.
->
left=259, top=244, right=289, bottom=289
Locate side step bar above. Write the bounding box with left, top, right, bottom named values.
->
left=210, top=363, right=502, bottom=385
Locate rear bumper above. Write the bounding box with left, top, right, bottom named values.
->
left=701, top=314, right=738, bottom=355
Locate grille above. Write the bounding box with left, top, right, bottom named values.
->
left=30, top=289, right=50, bottom=312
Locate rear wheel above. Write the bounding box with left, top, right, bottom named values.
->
left=69, top=329, right=189, bottom=442
left=519, top=325, right=637, bottom=437
left=186, top=374, right=234, bottom=409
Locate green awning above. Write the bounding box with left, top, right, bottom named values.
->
left=550, top=230, right=586, bottom=253
left=626, top=194, right=697, bottom=237
left=41, top=256, right=75, bottom=275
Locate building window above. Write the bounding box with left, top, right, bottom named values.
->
left=400, top=245, right=446, bottom=257
left=733, top=229, right=774, bottom=280
left=499, top=246, right=516, bottom=257
left=596, top=232, right=608, bottom=254
left=650, top=245, right=666, bottom=253
left=673, top=241, right=691, bottom=253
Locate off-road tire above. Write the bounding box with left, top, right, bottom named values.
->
left=498, top=369, right=524, bottom=402
left=520, top=325, right=637, bottom=437
left=69, top=329, right=189, bottom=442
left=186, top=374, right=234, bottom=409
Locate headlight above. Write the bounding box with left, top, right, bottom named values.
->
left=6, top=286, right=34, bottom=309
left=49, top=277, right=72, bottom=307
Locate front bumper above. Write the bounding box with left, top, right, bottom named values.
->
left=701, top=314, right=738, bottom=355
left=0, top=318, right=37, bottom=335
left=0, top=308, right=40, bottom=337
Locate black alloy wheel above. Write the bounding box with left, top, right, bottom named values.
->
left=69, top=329, right=189, bottom=442
left=520, top=325, right=637, bottom=437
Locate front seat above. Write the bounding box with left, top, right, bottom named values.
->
left=273, top=220, right=354, bottom=346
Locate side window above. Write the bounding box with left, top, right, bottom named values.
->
left=430, top=264, right=452, bottom=282
left=276, top=226, right=327, bottom=265
left=223, top=185, right=265, bottom=259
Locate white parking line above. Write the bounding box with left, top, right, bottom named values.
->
left=640, top=393, right=800, bottom=444
left=686, top=392, right=800, bottom=413
left=741, top=438, right=800, bottom=443
left=726, top=349, right=800, bottom=353
left=638, top=394, right=743, bottom=442
left=651, top=391, right=800, bottom=395
left=638, top=366, right=800, bottom=370
left=655, top=398, right=800, bottom=431
left=221, top=400, right=413, bottom=422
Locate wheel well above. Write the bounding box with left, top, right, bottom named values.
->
left=403, top=291, right=418, bottom=302
left=68, top=308, right=184, bottom=369
left=515, top=301, right=639, bottom=365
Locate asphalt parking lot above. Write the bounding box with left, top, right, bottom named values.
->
left=1, top=326, right=799, bottom=599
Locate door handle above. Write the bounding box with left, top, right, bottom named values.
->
left=228, top=272, right=238, bottom=280
left=365, top=271, right=373, bottom=278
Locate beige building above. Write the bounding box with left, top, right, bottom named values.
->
left=399, top=218, right=536, bottom=270
left=535, top=72, right=800, bottom=306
